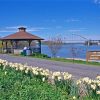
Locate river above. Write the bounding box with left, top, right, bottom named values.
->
left=41, top=44, right=100, bottom=59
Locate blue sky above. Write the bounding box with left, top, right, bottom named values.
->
left=0, top=0, right=100, bottom=41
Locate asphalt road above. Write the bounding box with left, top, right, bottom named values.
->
left=0, top=54, right=100, bottom=79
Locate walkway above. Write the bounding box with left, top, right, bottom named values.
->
left=0, top=54, right=100, bottom=79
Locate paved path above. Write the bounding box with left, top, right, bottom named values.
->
left=0, top=54, right=100, bottom=79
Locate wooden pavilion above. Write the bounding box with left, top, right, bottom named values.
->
left=1, top=27, right=44, bottom=54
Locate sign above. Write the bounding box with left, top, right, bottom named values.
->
left=86, top=51, right=100, bottom=62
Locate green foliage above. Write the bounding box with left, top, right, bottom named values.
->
left=20, top=52, right=24, bottom=56
left=0, top=65, right=68, bottom=100
left=20, top=52, right=50, bottom=58
left=32, top=53, right=50, bottom=58
left=0, top=63, right=99, bottom=100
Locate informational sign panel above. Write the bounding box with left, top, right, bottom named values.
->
left=86, top=51, right=100, bottom=62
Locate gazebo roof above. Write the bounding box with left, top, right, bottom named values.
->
left=1, top=27, right=44, bottom=40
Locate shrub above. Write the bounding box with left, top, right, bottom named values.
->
left=32, top=53, right=50, bottom=58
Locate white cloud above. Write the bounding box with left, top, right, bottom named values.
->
left=55, top=26, right=62, bottom=29
left=0, top=26, right=48, bottom=33
left=79, top=28, right=87, bottom=30
left=68, top=29, right=82, bottom=32
left=68, top=28, right=87, bottom=32
left=94, top=0, right=97, bottom=3
left=6, top=25, right=28, bottom=29
left=65, top=19, right=80, bottom=22
left=27, top=28, right=40, bottom=32
left=45, top=19, right=56, bottom=22
left=27, top=27, right=48, bottom=32
left=0, top=30, right=16, bottom=32
left=94, top=0, right=100, bottom=4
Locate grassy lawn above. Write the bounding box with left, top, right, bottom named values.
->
left=19, top=52, right=100, bottom=66
left=49, top=58, right=100, bottom=66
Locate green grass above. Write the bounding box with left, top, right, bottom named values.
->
left=49, top=58, right=100, bottom=66
left=18, top=52, right=100, bottom=66
left=30, top=54, right=100, bottom=66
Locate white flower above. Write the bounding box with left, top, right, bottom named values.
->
left=32, top=70, right=38, bottom=75
left=98, top=83, right=100, bottom=87
left=96, top=90, right=100, bottom=94
left=42, top=77, right=45, bottom=82
left=82, top=77, right=90, bottom=83
left=5, top=71, right=7, bottom=75
left=16, top=67, right=19, bottom=71
left=96, top=80, right=100, bottom=84
left=25, top=69, right=28, bottom=74
left=53, top=72, right=61, bottom=77
left=73, top=96, right=76, bottom=99
left=91, top=84, right=96, bottom=90
left=67, top=74, right=72, bottom=79
left=88, top=79, right=92, bottom=84
left=58, top=76, right=62, bottom=81
left=91, top=80, right=97, bottom=84
left=76, top=80, right=82, bottom=85
left=96, top=75, right=100, bottom=80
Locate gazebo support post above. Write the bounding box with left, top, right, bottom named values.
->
left=28, top=40, right=32, bottom=48
left=10, top=40, right=14, bottom=54
left=5, top=41, right=8, bottom=53
left=15, top=41, right=18, bottom=49
left=38, top=40, right=41, bottom=53
left=1, top=41, right=4, bottom=53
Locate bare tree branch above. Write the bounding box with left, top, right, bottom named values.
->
left=46, top=35, right=63, bottom=58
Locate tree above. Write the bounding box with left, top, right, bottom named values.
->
left=70, top=44, right=83, bottom=63
left=46, top=36, right=63, bottom=58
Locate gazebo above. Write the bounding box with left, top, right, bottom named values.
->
left=1, top=27, right=44, bottom=54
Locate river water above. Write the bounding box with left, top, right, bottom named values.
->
left=41, top=44, right=100, bottom=59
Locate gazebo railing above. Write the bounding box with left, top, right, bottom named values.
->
left=32, top=47, right=41, bottom=53
left=2, top=47, right=41, bottom=54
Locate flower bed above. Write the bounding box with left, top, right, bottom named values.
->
left=0, top=59, right=100, bottom=100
